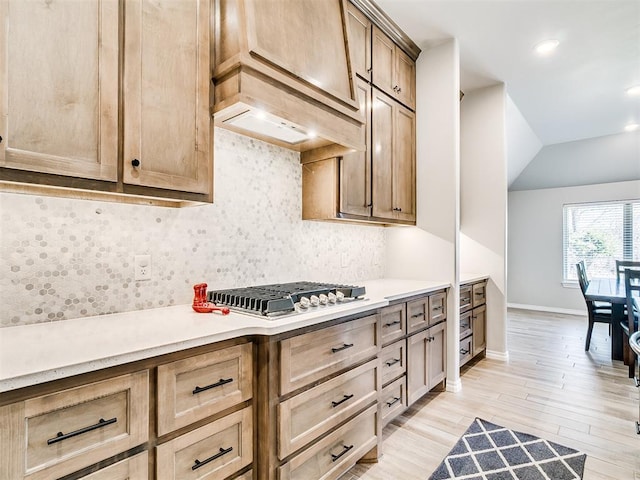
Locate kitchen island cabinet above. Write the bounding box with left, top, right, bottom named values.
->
left=0, top=0, right=213, bottom=206
left=0, top=279, right=449, bottom=480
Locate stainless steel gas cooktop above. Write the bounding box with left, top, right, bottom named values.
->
left=207, top=281, right=366, bottom=318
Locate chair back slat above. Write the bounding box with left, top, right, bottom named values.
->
left=576, top=261, right=589, bottom=295
left=616, top=260, right=640, bottom=281
left=625, top=269, right=640, bottom=335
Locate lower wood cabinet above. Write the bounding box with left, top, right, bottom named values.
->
left=407, top=321, right=446, bottom=406
left=278, top=405, right=378, bottom=480
left=79, top=452, right=148, bottom=480
left=156, top=406, right=253, bottom=480
left=379, top=376, right=406, bottom=427
left=459, top=279, right=488, bottom=368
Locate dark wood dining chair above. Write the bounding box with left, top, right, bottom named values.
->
left=623, top=269, right=640, bottom=377
left=576, top=261, right=613, bottom=351
left=616, top=260, right=640, bottom=281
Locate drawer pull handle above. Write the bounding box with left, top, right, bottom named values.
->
left=193, top=377, right=233, bottom=395
left=192, top=446, right=233, bottom=470
left=635, top=376, right=639, bottom=388
left=331, top=394, right=354, bottom=408
left=460, top=348, right=469, bottom=355
left=636, top=421, right=640, bottom=435
left=432, top=306, right=442, bottom=311
left=384, top=320, right=401, bottom=327
left=386, top=396, right=401, bottom=407
left=331, top=343, right=354, bottom=353
left=475, top=291, right=484, bottom=296
left=410, top=312, right=424, bottom=319
left=330, top=444, right=354, bottom=462
left=385, top=358, right=401, bottom=367
left=47, top=417, right=117, bottom=445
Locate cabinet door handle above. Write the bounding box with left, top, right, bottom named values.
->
left=429, top=336, right=435, bottom=341
left=384, top=320, right=401, bottom=327
left=193, top=377, right=233, bottom=395
left=393, top=207, right=402, bottom=212
left=385, top=358, right=401, bottom=367
left=192, top=446, right=233, bottom=470
left=331, top=343, right=354, bottom=353
left=331, top=393, right=354, bottom=408
left=460, top=348, right=469, bottom=355
left=47, top=417, right=117, bottom=445
left=432, top=306, right=442, bottom=311
left=330, top=444, right=354, bottom=462
left=410, top=312, right=424, bottom=319
left=131, top=158, right=141, bottom=167
left=0, top=135, right=3, bottom=143
left=634, top=376, right=639, bottom=388
left=386, top=396, right=401, bottom=407
left=397, top=87, right=402, bottom=93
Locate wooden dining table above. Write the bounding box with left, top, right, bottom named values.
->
left=584, top=277, right=627, bottom=361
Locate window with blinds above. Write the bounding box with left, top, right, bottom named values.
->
left=563, top=200, right=640, bottom=282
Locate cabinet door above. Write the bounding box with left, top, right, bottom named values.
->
left=0, top=0, right=118, bottom=181
left=347, top=4, right=371, bottom=81
left=406, top=330, right=428, bottom=406
left=472, top=305, right=487, bottom=356
left=427, top=322, right=446, bottom=389
left=395, top=47, right=416, bottom=109
left=392, top=103, right=416, bottom=222
left=371, top=88, right=394, bottom=219
left=340, top=79, right=371, bottom=217
left=123, top=0, right=212, bottom=194
left=371, top=26, right=395, bottom=99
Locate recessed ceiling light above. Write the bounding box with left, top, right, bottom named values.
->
left=534, top=39, right=559, bottom=55
left=626, top=85, right=640, bottom=96
left=624, top=123, right=639, bottom=132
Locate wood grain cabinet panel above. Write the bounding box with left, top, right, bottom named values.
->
left=279, top=315, right=379, bottom=395
left=346, top=3, right=372, bottom=81
left=157, top=343, right=253, bottom=436
left=278, top=360, right=377, bottom=459
left=123, top=0, right=212, bottom=194
left=371, top=26, right=415, bottom=109
left=0, top=0, right=118, bottom=182
left=407, top=298, right=429, bottom=334
left=78, top=452, right=148, bottom=480
left=380, top=340, right=406, bottom=386
left=278, top=405, right=377, bottom=480
left=407, top=322, right=446, bottom=406
left=429, top=291, right=447, bottom=325
left=379, top=376, right=406, bottom=427
left=1, top=371, right=149, bottom=480
left=472, top=304, right=487, bottom=356
left=156, top=406, right=252, bottom=480
left=379, top=303, right=406, bottom=346
left=460, top=285, right=473, bottom=313
left=472, top=282, right=487, bottom=308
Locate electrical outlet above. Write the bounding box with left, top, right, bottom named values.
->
left=134, top=255, right=152, bottom=281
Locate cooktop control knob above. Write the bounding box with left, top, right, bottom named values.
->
left=336, top=291, right=345, bottom=302
left=319, top=294, right=328, bottom=305
left=328, top=292, right=337, bottom=304
left=310, top=295, right=320, bottom=307
left=299, top=296, right=311, bottom=309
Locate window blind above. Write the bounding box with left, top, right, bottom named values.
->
left=563, top=200, right=639, bottom=281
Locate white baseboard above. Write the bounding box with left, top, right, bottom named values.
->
left=486, top=350, right=509, bottom=362
left=446, top=378, right=462, bottom=392
left=507, top=303, right=585, bottom=317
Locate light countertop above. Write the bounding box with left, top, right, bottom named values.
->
left=460, top=273, right=490, bottom=285
left=0, top=278, right=449, bottom=393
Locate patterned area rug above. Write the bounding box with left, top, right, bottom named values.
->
left=428, top=418, right=586, bottom=480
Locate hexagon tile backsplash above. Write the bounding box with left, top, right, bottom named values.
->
left=0, top=128, right=385, bottom=327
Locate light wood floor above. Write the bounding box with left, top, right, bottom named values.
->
left=342, top=309, right=640, bottom=480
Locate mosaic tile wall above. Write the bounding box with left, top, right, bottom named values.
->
left=0, top=128, right=385, bottom=327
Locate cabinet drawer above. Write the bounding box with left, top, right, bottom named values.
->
left=407, top=298, right=428, bottom=334
left=15, top=371, right=149, bottom=480
left=379, top=303, right=406, bottom=346
left=472, top=304, right=487, bottom=356
left=380, top=376, right=406, bottom=427
left=460, top=310, right=472, bottom=339
left=459, top=285, right=472, bottom=312
left=278, top=360, right=377, bottom=459
left=460, top=336, right=473, bottom=366
left=429, top=291, right=447, bottom=324
left=156, top=406, right=252, bottom=480
left=379, top=340, right=406, bottom=386
left=279, top=404, right=377, bottom=480
left=157, top=343, right=253, bottom=436
left=472, top=282, right=487, bottom=308
left=280, top=315, right=379, bottom=395
left=79, top=452, right=148, bottom=480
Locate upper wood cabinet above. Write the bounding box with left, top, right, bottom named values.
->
left=0, top=0, right=119, bottom=182
left=0, top=0, right=213, bottom=206
left=213, top=0, right=364, bottom=156
left=372, top=26, right=416, bottom=110
left=371, top=88, right=416, bottom=223
left=347, top=3, right=372, bottom=81
left=123, top=0, right=212, bottom=195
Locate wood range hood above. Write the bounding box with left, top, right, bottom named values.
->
left=212, top=0, right=366, bottom=160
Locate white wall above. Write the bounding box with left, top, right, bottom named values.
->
left=460, top=84, right=508, bottom=358
left=508, top=180, right=640, bottom=312
left=505, top=94, right=542, bottom=187
left=386, top=39, right=461, bottom=390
